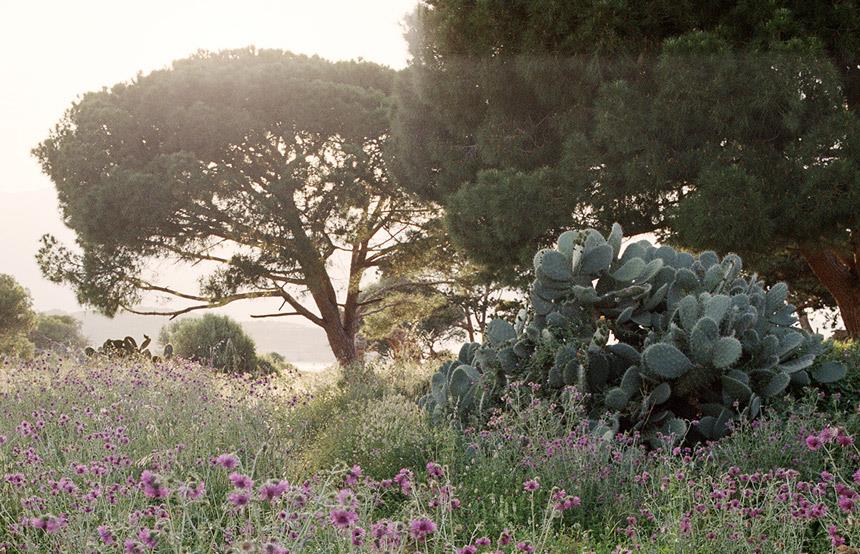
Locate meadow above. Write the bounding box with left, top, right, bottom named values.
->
left=2, top=347, right=860, bottom=553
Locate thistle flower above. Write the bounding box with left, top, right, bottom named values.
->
left=214, top=453, right=239, bottom=469
left=227, top=491, right=251, bottom=507
left=97, top=525, right=115, bottom=545
left=229, top=472, right=253, bottom=489
left=409, top=517, right=436, bottom=540
left=329, top=509, right=358, bottom=528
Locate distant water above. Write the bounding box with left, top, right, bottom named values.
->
left=292, top=361, right=334, bottom=373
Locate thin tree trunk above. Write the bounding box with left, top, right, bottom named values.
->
left=797, top=309, right=814, bottom=334
left=801, top=247, right=860, bottom=338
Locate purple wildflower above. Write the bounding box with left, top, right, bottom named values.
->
left=330, top=509, right=358, bottom=529
left=523, top=478, right=540, bottom=492
left=229, top=472, right=253, bottom=489
left=214, top=453, right=239, bottom=469
left=409, top=517, right=437, bottom=540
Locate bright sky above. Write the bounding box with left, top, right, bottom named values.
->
left=0, top=0, right=417, bottom=315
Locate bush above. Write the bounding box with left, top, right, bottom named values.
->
left=422, top=223, right=844, bottom=445
left=0, top=274, right=36, bottom=358
left=819, top=339, right=860, bottom=412
left=159, top=314, right=257, bottom=373
left=256, top=352, right=299, bottom=376
left=305, top=394, right=441, bottom=479
left=29, top=314, right=88, bottom=352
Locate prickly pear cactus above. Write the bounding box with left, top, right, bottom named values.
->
left=420, top=223, right=845, bottom=443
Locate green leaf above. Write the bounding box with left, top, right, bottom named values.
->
left=538, top=250, right=574, bottom=281
left=721, top=375, right=752, bottom=404
left=677, top=294, right=699, bottom=332
left=761, top=371, right=790, bottom=397
left=689, top=317, right=719, bottom=364
left=579, top=243, right=614, bottom=275
left=704, top=294, right=731, bottom=324
left=620, top=365, right=641, bottom=396
left=557, top=230, right=583, bottom=258
left=778, top=353, right=815, bottom=373
left=485, top=319, right=516, bottom=346
left=811, top=361, right=846, bottom=384
left=649, top=382, right=671, bottom=405
left=765, top=282, right=789, bottom=312
left=607, top=223, right=623, bottom=259
left=611, top=258, right=646, bottom=282
left=605, top=387, right=629, bottom=410
left=712, top=337, right=742, bottom=368
left=643, top=343, right=693, bottom=378
left=635, top=258, right=664, bottom=283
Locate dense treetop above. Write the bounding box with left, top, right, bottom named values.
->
left=393, top=0, right=860, bottom=334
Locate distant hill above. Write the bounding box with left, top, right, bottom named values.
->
left=48, top=309, right=336, bottom=367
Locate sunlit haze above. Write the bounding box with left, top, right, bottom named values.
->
left=0, top=0, right=417, bottom=318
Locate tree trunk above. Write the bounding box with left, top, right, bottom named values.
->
left=322, top=321, right=358, bottom=367
left=797, top=310, right=814, bottom=334
left=801, top=247, right=860, bottom=338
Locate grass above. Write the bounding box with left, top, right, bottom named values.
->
left=1, top=352, right=860, bottom=552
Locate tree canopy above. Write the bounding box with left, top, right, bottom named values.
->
left=393, top=0, right=860, bottom=335
left=35, top=48, right=433, bottom=365
left=0, top=274, right=37, bottom=358
left=29, top=314, right=88, bottom=352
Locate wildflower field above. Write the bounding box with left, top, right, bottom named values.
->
left=2, top=350, right=860, bottom=554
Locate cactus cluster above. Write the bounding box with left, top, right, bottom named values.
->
left=420, top=224, right=845, bottom=444
left=85, top=335, right=173, bottom=363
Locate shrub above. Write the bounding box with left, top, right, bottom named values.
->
left=256, top=352, right=298, bottom=376
left=305, top=394, right=441, bottom=479
left=422, top=224, right=844, bottom=444
left=0, top=274, right=36, bottom=358
left=159, top=314, right=257, bottom=373
left=29, top=314, right=88, bottom=352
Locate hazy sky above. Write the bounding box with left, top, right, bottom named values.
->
left=0, top=0, right=417, bottom=317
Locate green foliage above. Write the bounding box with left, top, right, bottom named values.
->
left=303, top=394, right=441, bottom=479
left=256, top=352, right=298, bottom=376
left=29, top=313, right=88, bottom=352
left=33, top=48, right=434, bottom=366
left=159, top=314, right=256, bottom=373
left=0, top=274, right=36, bottom=358
left=394, top=0, right=860, bottom=328
left=360, top=287, right=465, bottom=360
left=421, top=224, right=843, bottom=444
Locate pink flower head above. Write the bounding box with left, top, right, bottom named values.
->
left=426, top=461, right=444, bottom=479
left=330, top=509, right=358, bottom=529
left=137, top=527, right=158, bottom=549
left=523, top=478, right=540, bottom=492
left=228, top=491, right=251, bottom=507
left=98, top=525, right=115, bottom=545
left=409, top=517, right=437, bottom=540
left=214, top=453, right=239, bottom=469
left=829, top=524, right=845, bottom=547
left=263, top=543, right=290, bottom=554
left=351, top=526, right=366, bottom=546
left=259, top=480, right=289, bottom=502
left=229, top=472, right=253, bottom=489
left=345, top=465, right=363, bottom=486
left=180, top=480, right=206, bottom=500
left=805, top=435, right=823, bottom=451
left=140, top=470, right=169, bottom=499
